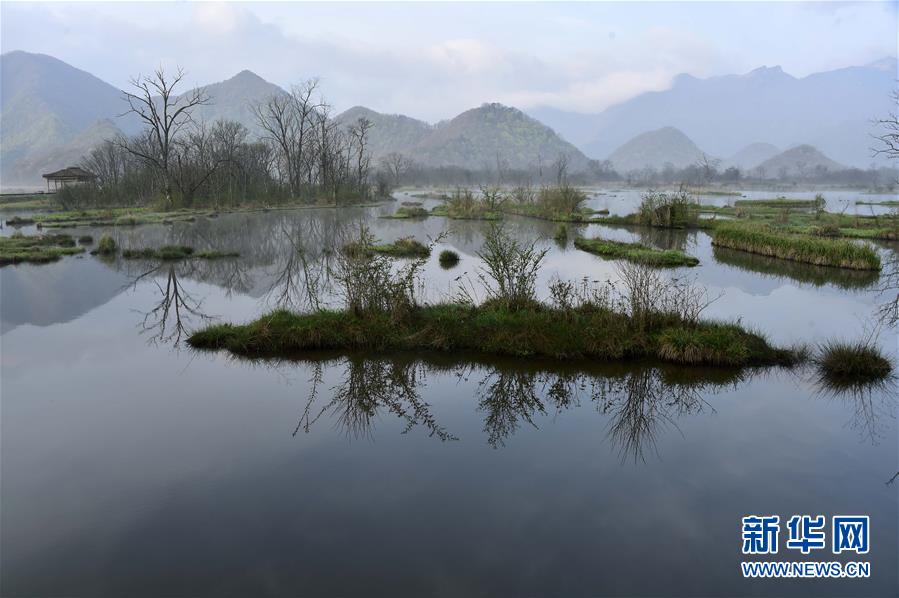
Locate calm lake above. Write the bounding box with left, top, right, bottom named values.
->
left=1, top=189, right=897, bottom=597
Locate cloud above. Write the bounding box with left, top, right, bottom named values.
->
left=0, top=2, right=892, bottom=121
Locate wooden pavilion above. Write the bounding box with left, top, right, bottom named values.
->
left=41, top=167, right=97, bottom=192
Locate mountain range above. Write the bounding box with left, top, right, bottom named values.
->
left=530, top=58, right=897, bottom=168
left=334, top=103, right=589, bottom=172
left=1, top=50, right=894, bottom=187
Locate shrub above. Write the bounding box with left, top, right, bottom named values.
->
left=439, top=249, right=460, bottom=268
left=554, top=223, right=568, bottom=243
left=814, top=340, right=893, bottom=387
left=537, top=185, right=587, bottom=218
left=96, top=235, right=117, bottom=255
left=462, top=224, right=546, bottom=311
left=637, top=190, right=698, bottom=228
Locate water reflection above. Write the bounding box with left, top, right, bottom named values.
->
left=713, top=246, right=880, bottom=290
left=813, top=375, right=897, bottom=445
left=126, top=263, right=214, bottom=345
left=299, top=356, right=457, bottom=442
left=264, top=354, right=762, bottom=459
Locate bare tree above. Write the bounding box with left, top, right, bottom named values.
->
left=118, top=67, right=210, bottom=206
left=552, top=153, right=569, bottom=186
left=873, top=89, right=899, bottom=165
left=380, top=152, right=411, bottom=187
left=348, top=117, right=374, bottom=189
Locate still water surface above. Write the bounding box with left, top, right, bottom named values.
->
left=1, top=190, right=897, bottom=596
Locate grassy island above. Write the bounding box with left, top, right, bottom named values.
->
left=575, top=236, right=699, bottom=267
left=0, top=233, right=85, bottom=265
left=190, top=223, right=799, bottom=368
left=188, top=304, right=798, bottom=367
left=121, top=245, right=240, bottom=260
left=711, top=225, right=880, bottom=270
left=344, top=236, right=431, bottom=258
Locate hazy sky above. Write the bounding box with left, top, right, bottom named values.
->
left=2, top=1, right=897, bottom=121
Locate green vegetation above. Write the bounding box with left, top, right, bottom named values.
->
left=96, top=235, right=117, bottom=255
left=431, top=188, right=502, bottom=220
left=574, top=236, right=699, bottom=267
left=195, top=250, right=241, bottom=259
left=77, top=235, right=94, bottom=244
left=698, top=189, right=742, bottom=196
left=712, top=247, right=879, bottom=290
left=553, top=223, right=568, bottom=244
left=438, top=249, right=460, bottom=268
left=344, top=235, right=431, bottom=258
left=734, top=196, right=825, bottom=209
left=636, top=190, right=699, bottom=228
left=190, top=223, right=798, bottom=368
left=856, top=199, right=899, bottom=206
left=188, top=304, right=797, bottom=367
left=814, top=340, right=893, bottom=387
left=122, top=245, right=240, bottom=260
left=0, top=195, right=54, bottom=210
left=501, top=185, right=593, bottom=222
left=5, top=215, right=36, bottom=226
left=712, top=224, right=880, bottom=270
left=0, top=233, right=85, bottom=265
left=122, top=245, right=195, bottom=260
left=384, top=202, right=430, bottom=219
left=2, top=201, right=391, bottom=230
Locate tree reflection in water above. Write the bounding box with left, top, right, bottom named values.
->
left=287, top=355, right=757, bottom=459
left=264, top=217, right=354, bottom=311
left=813, top=374, right=897, bottom=446
left=128, top=263, right=214, bottom=346
left=299, top=356, right=457, bottom=442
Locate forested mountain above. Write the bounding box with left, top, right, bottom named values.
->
left=333, top=106, right=433, bottom=158
left=755, top=144, right=845, bottom=178
left=413, top=103, right=588, bottom=171
left=0, top=51, right=138, bottom=185
left=606, top=127, right=706, bottom=173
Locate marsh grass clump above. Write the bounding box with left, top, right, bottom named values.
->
left=655, top=324, right=788, bottom=367
left=554, top=223, right=569, bottom=244
left=432, top=187, right=502, bottom=220
left=96, top=235, right=117, bottom=255
left=502, top=185, right=590, bottom=221
left=712, top=224, right=880, bottom=270
left=439, top=249, right=460, bottom=268
left=387, top=203, right=430, bottom=219
left=734, top=197, right=824, bottom=209
left=637, top=190, right=698, bottom=228
left=123, top=245, right=195, bottom=260
left=814, top=340, right=893, bottom=388
left=344, top=235, right=431, bottom=258
left=78, top=235, right=94, bottom=244
left=574, top=236, right=699, bottom=267
left=195, top=250, right=240, bottom=259
left=0, top=233, right=85, bottom=265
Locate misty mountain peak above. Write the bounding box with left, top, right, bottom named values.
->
left=745, top=65, right=792, bottom=80
left=228, top=69, right=267, bottom=84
